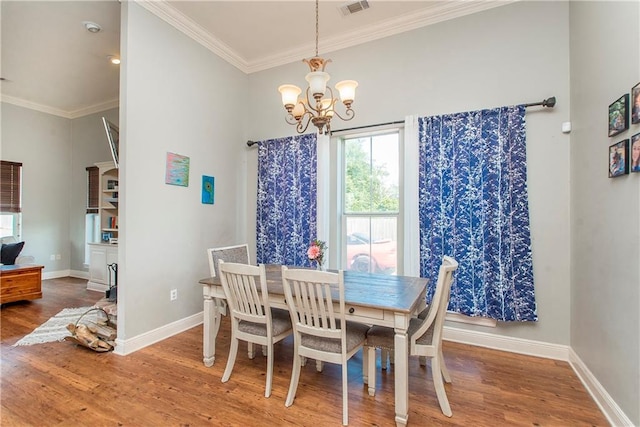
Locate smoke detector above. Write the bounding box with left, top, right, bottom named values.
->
left=339, top=0, right=370, bottom=16
left=83, top=21, right=102, bottom=33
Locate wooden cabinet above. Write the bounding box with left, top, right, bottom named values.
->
left=87, top=243, right=118, bottom=292
left=1, top=265, right=44, bottom=304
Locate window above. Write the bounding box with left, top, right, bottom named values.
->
left=340, top=130, right=402, bottom=274
left=84, top=166, right=99, bottom=264
left=0, top=160, right=23, bottom=238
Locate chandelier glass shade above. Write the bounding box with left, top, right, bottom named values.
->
left=278, top=1, right=358, bottom=135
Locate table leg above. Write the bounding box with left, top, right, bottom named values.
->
left=203, top=295, right=222, bottom=367
left=394, top=317, right=410, bottom=427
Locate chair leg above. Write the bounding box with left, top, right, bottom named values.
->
left=362, top=347, right=368, bottom=385
left=247, top=342, right=255, bottom=359
left=262, top=345, right=267, bottom=357
left=265, top=343, right=273, bottom=398
left=222, top=336, right=239, bottom=383
left=316, top=360, right=324, bottom=372
left=439, top=349, right=452, bottom=383
left=285, top=353, right=302, bottom=407
left=381, top=349, right=389, bottom=370
left=419, top=355, right=427, bottom=367
left=367, top=346, right=376, bottom=397
left=342, top=363, right=349, bottom=426
left=431, top=355, right=452, bottom=417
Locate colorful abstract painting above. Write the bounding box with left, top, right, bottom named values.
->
left=202, top=175, right=215, bottom=204
left=165, top=152, right=190, bottom=187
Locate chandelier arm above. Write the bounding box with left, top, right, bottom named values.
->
left=284, top=113, right=299, bottom=126
left=331, top=108, right=355, bottom=122
left=297, top=114, right=313, bottom=134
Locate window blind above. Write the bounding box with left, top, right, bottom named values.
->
left=86, top=166, right=99, bottom=214
left=0, top=160, right=22, bottom=213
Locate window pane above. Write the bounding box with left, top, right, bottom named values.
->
left=345, top=216, right=397, bottom=274
left=344, top=134, right=398, bottom=213
left=0, top=214, right=14, bottom=238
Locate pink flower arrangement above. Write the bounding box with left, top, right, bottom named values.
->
left=307, top=239, right=327, bottom=268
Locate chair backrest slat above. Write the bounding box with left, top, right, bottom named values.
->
left=282, top=268, right=344, bottom=341
left=219, top=261, right=269, bottom=325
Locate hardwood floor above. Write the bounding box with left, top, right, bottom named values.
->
left=1, top=277, right=608, bottom=426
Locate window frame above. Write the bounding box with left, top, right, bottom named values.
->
left=334, top=126, right=404, bottom=275
left=0, top=160, right=23, bottom=239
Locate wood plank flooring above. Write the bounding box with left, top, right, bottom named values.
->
left=1, top=277, right=608, bottom=426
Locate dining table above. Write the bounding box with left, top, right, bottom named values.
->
left=198, top=264, right=428, bottom=426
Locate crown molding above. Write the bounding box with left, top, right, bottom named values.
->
left=247, top=0, right=516, bottom=73
left=135, top=0, right=250, bottom=73
left=1, top=94, right=119, bottom=119
left=67, top=98, right=120, bottom=119
left=1, top=94, right=74, bottom=119
left=138, top=0, right=516, bottom=75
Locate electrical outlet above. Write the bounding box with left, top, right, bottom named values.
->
left=50, top=254, right=55, bottom=261
left=170, top=289, right=178, bottom=301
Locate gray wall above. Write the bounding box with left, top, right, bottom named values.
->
left=1, top=103, right=118, bottom=275
left=569, top=2, right=640, bottom=424
left=1, top=103, right=72, bottom=272
left=119, top=2, right=248, bottom=339
left=248, top=1, right=573, bottom=345
left=70, top=108, right=119, bottom=272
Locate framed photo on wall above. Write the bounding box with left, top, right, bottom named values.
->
left=608, top=94, right=629, bottom=137
left=609, top=139, right=629, bottom=178
left=632, top=82, right=640, bottom=125
left=631, top=133, right=640, bottom=173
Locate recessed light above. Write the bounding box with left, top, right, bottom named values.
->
left=83, top=21, right=102, bottom=33
left=107, top=56, right=121, bottom=65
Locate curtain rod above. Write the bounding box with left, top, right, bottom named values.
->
left=246, top=96, right=556, bottom=147
left=523, top=96, right=556, bottom=108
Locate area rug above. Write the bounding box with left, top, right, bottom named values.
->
left=13, top=306, right=98, bottom=346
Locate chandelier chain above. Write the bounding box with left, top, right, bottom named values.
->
left=315, top=0, right=319, bottom=57
left=277, top=0, right=357, bottom=135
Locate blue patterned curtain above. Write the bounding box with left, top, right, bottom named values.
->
left=256, top=134, right=317, bottom=267
left=418, top=105, right=537, bottom=321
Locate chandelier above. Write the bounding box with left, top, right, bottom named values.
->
left=278, top=0, right=358, bottom=135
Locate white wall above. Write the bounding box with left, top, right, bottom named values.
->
left=119, top=2, right=248, bottom=339
left=569, top=2, right=640, bottom=425
left=1, top=103, right=72, bottom=273
left=247, top=1, right=572, bottom=345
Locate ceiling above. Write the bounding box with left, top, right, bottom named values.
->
left=0, top=0, right=512, bottom=119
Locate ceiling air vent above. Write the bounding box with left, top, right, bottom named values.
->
left=339, top=0, right=370, bottom=16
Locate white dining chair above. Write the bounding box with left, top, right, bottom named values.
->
left=218, top=261, right=292, bottom=398
left=207, top=244, right=266, bottom=358
left=281, top=266, right=369, bottom=426
left=364, top=255, right=458, bottom=417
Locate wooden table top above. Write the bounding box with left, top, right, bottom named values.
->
left=0, top=264, right=44, bottom=273
left=199, top=264, right=428, bottom=314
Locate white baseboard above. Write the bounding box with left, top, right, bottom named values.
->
left=42, top=269, right=71, bottom=280
left=443, top=325, right=570, bottom=360
left=70, top=270, right=89, bottom=280
left=86, top=281, right=108, bottom=292
left=568, top=348, right=633, bottom=427
left=113, top=311, right=203, bottom=356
